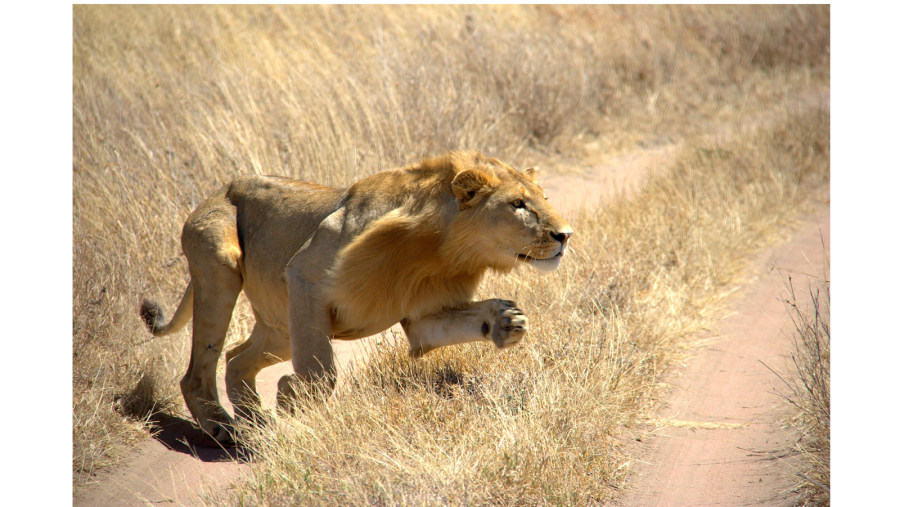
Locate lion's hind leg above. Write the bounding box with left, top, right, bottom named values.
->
left=402, top=299, right=529, bottom=357
left=225, top=319, right=291, bottom=421
left=179, top=197, right=244, bottom=445
left=179, top=269, right=242, bottom=444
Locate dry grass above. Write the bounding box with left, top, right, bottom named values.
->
left=776, top=276, right=831, bottom=505
left=72, top=3, right=829, bottom=496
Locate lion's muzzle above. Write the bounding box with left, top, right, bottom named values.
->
left=549, top=229, right=573, bottom=248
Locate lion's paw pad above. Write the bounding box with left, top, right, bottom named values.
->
left=489, top=300, right=528, bottom=348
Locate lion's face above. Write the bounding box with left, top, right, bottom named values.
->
left=451, top=161, right=573, bottom=272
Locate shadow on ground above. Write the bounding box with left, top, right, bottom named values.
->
left=147, top=412, right=253, bottom=463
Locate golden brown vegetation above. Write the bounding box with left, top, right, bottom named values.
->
left=73, top=4, right=829, bottom=500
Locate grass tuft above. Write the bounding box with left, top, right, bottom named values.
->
left=778, top=275, right=831, bottom=505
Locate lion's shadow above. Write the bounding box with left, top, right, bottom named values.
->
left=147, top=412, right=252, bottom=463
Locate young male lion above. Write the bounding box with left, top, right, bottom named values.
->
left=141, top=151, right=572, bottom=443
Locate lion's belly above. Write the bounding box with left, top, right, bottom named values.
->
left=240, top=271, right=291, bottom=334
left=330, top=317, right=399, bottom=341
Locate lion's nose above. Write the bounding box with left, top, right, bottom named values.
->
left=550, top=229, right=573, bottom=245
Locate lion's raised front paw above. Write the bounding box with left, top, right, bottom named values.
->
left=487, top=299, right=528, bottom=349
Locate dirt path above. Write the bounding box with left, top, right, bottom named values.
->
left=615, top=207, right=830, bottom=506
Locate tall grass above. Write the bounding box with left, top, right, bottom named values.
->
left=72, top=3, right=829, bottom=486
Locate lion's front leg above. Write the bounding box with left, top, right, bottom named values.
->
left=402, top=299, right=528, bottom=358
left=277, top=209, right=345, bottom=410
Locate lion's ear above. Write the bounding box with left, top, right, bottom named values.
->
left=523, top=167, right=538, bottom=182
left=451, top=169, right=493, bottom=207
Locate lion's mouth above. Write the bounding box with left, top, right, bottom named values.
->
left=516, top=238, right=568, bottom=273
left=516, top=251, right=564, bottom=262
left=517, top=250, right=564, bottom=273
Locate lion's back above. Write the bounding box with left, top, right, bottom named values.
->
left=228, top=174, right=344, bottom=276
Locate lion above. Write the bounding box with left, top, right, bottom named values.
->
left=140, top=151, right=573, bottom=443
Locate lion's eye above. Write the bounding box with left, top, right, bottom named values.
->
left=511, top=199, right=526, bottom=209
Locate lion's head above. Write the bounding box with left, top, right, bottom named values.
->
left=324, top=151, right=574, bottom=326
left=444, top=152, right=573, bottom=273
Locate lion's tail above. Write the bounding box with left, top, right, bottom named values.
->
left=140, top=281, right=194, bottom=337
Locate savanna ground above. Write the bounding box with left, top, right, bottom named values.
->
left=73, top=5, right=831, bottom=504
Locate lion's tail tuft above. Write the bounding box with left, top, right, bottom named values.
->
left=140, top=299, right=165, bottom=334
left=139, top=281, right=194, bottom=337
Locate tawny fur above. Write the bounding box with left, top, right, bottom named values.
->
left=140, top=150, right=573, bottom=443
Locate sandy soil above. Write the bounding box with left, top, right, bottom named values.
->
left=615, top=207, right=830, bottom=506
left=73, top=142, right=828, bottom=506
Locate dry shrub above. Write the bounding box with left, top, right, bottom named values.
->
left=73, top=4, right=829, bottom=482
